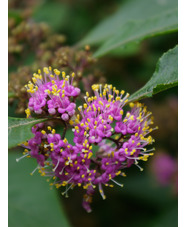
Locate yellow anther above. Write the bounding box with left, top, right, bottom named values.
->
left=63, top=138, right=68, bottom=143
left=83, top=103, right=87, bottom=109
left=79, top=123, right=84, bottom=127
left=54, top=69, right=60, bottom=75
left=108, top=115, right=113, bottom=121
left=25, top=108, right=31, bottom=118
left=88, top=153, right=93, bottom=159
left=120, top=110, right=124, bottom=115
left=88, top=97, right=92, bottom=103
left=99, top=101, right=103, bottom=106
left=92, top=84, right=99, bottom=91
left=116, top=171, right=121, bottom=176
left=126, top=112, right=130, bottom=118
left=75, top=126, right=79, bottom=130
left=103, top=91, right=106, bottom=96
left=32, top=77, right=37, bottom=83
left=69, top=120, right=74, bottom=125
left=43, top=67, right=49, bottom=74
left=45, top=89, right=51, bottom=95
left=129, top=102, right=134, bottom=108
left=121, top=90, right=125, bottom=95
left=135, top=133, right=138, bottom=137
left=107, top=84, right=112, bottom=90
left=62, top=71, right=66, bottom=78
left=115, top=90, right=119, bottom=95
left=41, top=130, right=46, bottom=135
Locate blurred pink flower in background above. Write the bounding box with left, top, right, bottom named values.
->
left=151, top=151, right=177, bottom=189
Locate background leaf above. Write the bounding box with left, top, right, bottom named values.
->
left=128, top=45, right=178, bottom=102
left=8, top=117, right=47, bottom=149
left=94, top=8, right=177, bottom=58
left=80, top=0, right=177, bottom=45
left=8, top=151, right=71, bottom=227
left=79, top=0, right=177, bottom=57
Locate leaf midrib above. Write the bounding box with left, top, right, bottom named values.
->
left=8, top=119, right=47, bottom=130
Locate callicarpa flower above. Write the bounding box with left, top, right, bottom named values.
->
left=24, top=67, right=80, bottom=121
left=18, top=78, right=158, bottom=213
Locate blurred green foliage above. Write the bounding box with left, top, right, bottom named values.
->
left=9, top=151, right=71, bottom=227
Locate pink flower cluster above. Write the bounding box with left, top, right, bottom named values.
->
left=19, top=71, right=157, bottom=212
left=25, top=67, right=80, bottom=121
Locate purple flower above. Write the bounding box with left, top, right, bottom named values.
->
left=19, top=83, right=157, bottom=212
left=25, top=67, right=80, bottom=121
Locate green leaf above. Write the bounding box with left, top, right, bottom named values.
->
left=8, top=117, right=47, bottom=149
left=94, top=8, right=177, bottom=58
left=129, top=45, right=178, bottom=102
left=9, top=151, right=71, bottom=227
left=106, top=42, right=141, bottom=57
left=80, top=0, right=177, bottom=45
left=79, top=0, right=177, bottom=57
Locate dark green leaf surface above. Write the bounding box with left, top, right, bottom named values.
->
left=129, top=45, right=178, bottom=102
left=33, top=1, right=70, bottom=31
left=80, top=0, right=177, bottom=45
left=94, top=8, right=177, bottom=57
left=9, top=152, right=71, bottom=227
left=106, top=42, right=141, bottom=57
left=8, top=117, right=47, bottom=149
